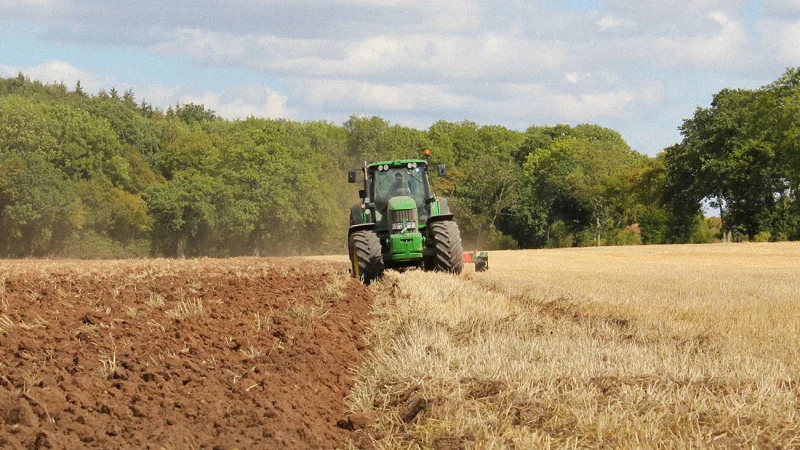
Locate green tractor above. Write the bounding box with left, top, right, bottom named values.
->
left=347, top=152, right=463, bottom=284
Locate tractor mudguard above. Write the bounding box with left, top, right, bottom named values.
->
left=348, top=223, right=375, bottom=235
left=438, top=198, right=450, bottom=215
left=350, top=203, right=364, bottom=225
left=426, top=213, right=454, bottom=226
left=350, top=203, right=375, bottom=227
left=426, top=198, right=452, bottom=226
left=350, top=204, right=362, bottom=225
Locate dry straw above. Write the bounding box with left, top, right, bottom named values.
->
left=348, top=242, right=800, bottom=448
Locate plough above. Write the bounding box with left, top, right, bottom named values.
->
left=462, top=251, right=488, bottom=272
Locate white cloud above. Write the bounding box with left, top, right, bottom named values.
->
left=178, top=84, right=297, bottom=120
left=763, top=0, right=800, bottom=15
left=0, top=0, right=55, bottom=6
left=0, top=60, right=112, bottom=93
left=758, top=18, right=800, bottom=64
left=291, top=79, right=471, bottom=113
left=775, top=22, right=800, bottom=61
left=501, top=80, right=666, bottom=122
left=602, top=0, right=748, bottom=22
left=291, top=76, right=666, bottom=126
left=0, top=60, right=296, bottom=120
left=598, top=14, right=636, bottom=32
left=652, top=11, right=749, bottom=66
left=589, top=10, right=758, bottom=71
left=157, top=28, right=567, bottom=83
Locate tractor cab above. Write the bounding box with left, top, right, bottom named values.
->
left=347, top=153, right=461, bottom=283
left=368, top=160, right=431, bottom=232
left=349, top=159, right=450, bottom=235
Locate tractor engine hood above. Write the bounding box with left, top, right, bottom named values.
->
left=387, top=196, right=419, bottom=234
left=387, top=196, right=417, bottom=211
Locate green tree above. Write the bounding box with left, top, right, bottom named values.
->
left=0, top=153, right=80, bottom=256
left=344, top=116, right=432, bottom=163
left=76, top=179, right=151, bottom=245
left=216, top=119, right=343, bottom=255
left=174, top=103, right=219, bottom=126
left=672, top=86, right=787, bottom=240
left=455, top=152, right=524, bottom=249
left=525, top=133, right=646, bottom=246
left=144, top=172, right=228, bottom=257
left=86, top=94, right=161, bottom=165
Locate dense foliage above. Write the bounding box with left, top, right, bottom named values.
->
left=0, top=69, right=797, bottom=258
left=668, top=68, right=800, bottom=242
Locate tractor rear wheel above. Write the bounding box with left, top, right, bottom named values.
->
left=349, top=230, right=384, bottom=285
left=427, top=221, right=463, bottom=274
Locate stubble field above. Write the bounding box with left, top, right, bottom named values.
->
left=347, top=243, right=800, bottom=449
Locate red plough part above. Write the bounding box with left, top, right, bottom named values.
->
left=462, top=251, right=489, bottom=272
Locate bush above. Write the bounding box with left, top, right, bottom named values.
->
left=690, top=217, right=717, bottom=244
left=62, top=231, right=150, bottom=259
left=547, top=220, right=574, bottom=248
left=753, top=231, right=771, bottom=243
left=577, top=229, right=597, bottom=247
left=606, top=226, right=642, bottom=246
left=485, top=228, right=519, bottom=250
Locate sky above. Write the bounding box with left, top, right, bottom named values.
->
left=1, top=0, right=798, bottom=155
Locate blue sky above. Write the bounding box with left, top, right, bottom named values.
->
left=1, top=0, right=798, bottom=155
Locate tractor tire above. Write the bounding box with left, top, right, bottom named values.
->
left=428, top=221, right=464, bottom=274
left=475, top=258, right=487, bottom=272
left=349, top=230, right=384, bottom=285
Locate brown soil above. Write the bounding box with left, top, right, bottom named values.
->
left=0, top=258, right=370, bottom=449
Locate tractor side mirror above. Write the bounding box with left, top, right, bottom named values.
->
left=437, top=164, right=447, bottom=177
left=348, top=170, right=357, bottom=183
left=359, top=189, right=366, bottom=199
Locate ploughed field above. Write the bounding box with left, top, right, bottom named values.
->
left=0, top=259, right=371, bottom=449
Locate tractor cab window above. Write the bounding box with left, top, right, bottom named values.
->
left=371, top=166, right=430, bottom=227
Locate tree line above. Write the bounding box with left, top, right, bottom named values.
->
left=0, top=69, right=798, bottom=258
